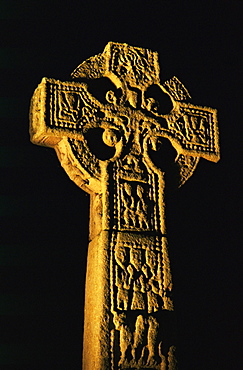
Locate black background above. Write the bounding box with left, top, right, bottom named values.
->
left=0, top=1, right=242, bottom=369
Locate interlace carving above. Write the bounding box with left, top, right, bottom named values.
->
left=30, top=42, right=219, bottom=370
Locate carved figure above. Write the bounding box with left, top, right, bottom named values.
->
left=113, top=312, right=133, bottom=366
left=122, top=182, right=136, bottom=228
left=115, top=246, right=130, bottom=310
left=136, top=184, right=149, bottom=229
left=147, top=316, right=160, bottom=365
left=30, top=42, right=219, bottom=369
left=132, top=314, right=146, bottom=362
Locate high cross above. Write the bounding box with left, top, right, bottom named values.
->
left=30, top=42, right=219, bottom=370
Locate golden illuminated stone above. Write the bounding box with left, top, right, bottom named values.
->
left=30, top=42, right=220, bottom=370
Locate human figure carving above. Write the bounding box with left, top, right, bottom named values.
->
left=145, top=249, right=162, bottom=313
left=147, top=316, right=160, bottom=365
left=132, top=314, right=146, bottom=362
left=123, top=154, right=144, bottom=175
left=115, top=246, right=130, bottom=310
left=59, top=92, right=81, bottom=121
left=122, top=182, right=136, bottom=228
left=136, top=184, right=149, bottom=229
left=128, top=248, right=147, bottom=311
left=113, top=312, right=132, bottom=366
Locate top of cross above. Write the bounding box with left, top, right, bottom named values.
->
left=30, top=42, right=219, bottom=191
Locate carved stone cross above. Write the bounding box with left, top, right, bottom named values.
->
left=30, top=42, right=219, bottom=370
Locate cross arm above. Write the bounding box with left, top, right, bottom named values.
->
left=159, top=101, right=220, bottom=163
left=29, top=77, right=105, bottom=192
left=146, top=77, right=220, bottom=164
left=29, top=77, right=103, bottom=147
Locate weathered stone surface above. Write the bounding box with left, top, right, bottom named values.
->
left=30, top=42, right=219, bottom=369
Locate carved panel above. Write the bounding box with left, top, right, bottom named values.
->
left=110, top=233, right=175, bottom=369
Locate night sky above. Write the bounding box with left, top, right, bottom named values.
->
left=0, top=2, right=242, bottom=369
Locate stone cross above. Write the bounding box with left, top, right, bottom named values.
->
left=29, top=42, right=220, bottom=370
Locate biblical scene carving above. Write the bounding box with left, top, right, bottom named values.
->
left=119, top=181, right=150, bottom=230
left=112, top=242, right=167, bottom=368
left=113, top=244, right=164, bottom=312
left=30, top=42, right=219, bottom=370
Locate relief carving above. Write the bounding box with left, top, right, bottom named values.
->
left=30, top=42, right=219, bottom=370
left=120, top=182, right=150, bottom=230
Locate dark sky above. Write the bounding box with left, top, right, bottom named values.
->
left=0, top=1, right=242, bottom=369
